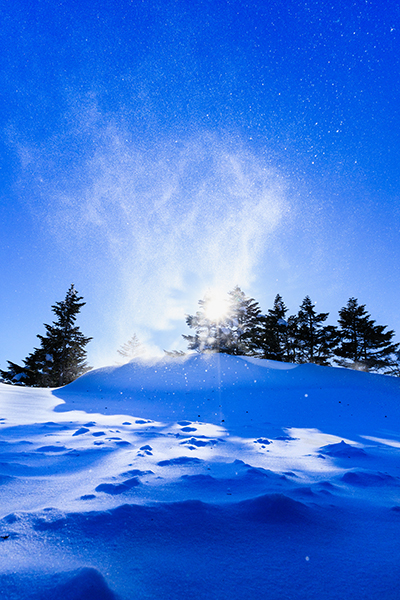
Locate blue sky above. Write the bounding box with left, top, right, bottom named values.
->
left=1, top=0, right=399, bottom=368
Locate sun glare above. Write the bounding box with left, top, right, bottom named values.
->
left=203, top=289, right=230, bottom=322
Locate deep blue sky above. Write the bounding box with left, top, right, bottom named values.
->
left=1, top=0, right=399, bottom=367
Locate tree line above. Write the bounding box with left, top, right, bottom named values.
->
left=183, top=287, right=400, bottom=375
left=1, top=284, right=399, bottom=388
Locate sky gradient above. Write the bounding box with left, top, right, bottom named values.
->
left=1, top=0, right=399, bottom=368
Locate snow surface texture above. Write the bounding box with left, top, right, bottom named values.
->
left=1, top=354, right=400, bottom=599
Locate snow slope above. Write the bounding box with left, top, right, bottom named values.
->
left=0, top=354, right=400, bottom=599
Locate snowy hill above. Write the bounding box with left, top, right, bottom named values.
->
left=1, top=354, right=400, bottom=599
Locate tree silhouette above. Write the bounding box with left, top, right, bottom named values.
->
left=1, top=285, right=92, bottom=387
left=334, top=297, right=399, bottom=372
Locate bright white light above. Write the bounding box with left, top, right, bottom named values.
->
left=203, top=289, right=230, bottom=322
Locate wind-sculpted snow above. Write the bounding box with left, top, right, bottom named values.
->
left=1, top=354, right=400, bottom=599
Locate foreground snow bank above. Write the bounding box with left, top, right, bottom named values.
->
left=0, top=354, right=400, bottom=599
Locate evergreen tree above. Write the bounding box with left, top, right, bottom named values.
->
left=255, top=294, right=293, bottom=361
left=384, top=350, right=400, bottom=377
left=226, top=286, right=262, bottom=355
left=183, top=294, right=223, bottom=354
left=334, top=297, right=399, bottom=372
left=0, top=360, right=33, bottom=386
left=294, top=296, right=338, bottom=365
left=181, top=290, right=400, bottom=374
left=117, top=334, right=143, bottom=363
left=183, top=287, right=261, bottom=355
left=1, top=285, right=92, bottom=387
left=285, top=314, right=301, bottom=363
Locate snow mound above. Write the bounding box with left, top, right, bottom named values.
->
left=54, top=353, right=400, bottom=443
left=319, top=440, right=368, bottom=458
left=232, top=492, right=313, bottom=524
left=61, top=353, right=298, bottom=394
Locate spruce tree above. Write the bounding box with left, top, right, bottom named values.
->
left=294, top=296, right=338, bottom=365
left=255, top=294, right=293, bottom=361
left=183, top=287, right=261, bottom=355
left=226, top=286, right=262, bottom=355
left=334, top=297, right=399, bottom=372
left=1, top=285, right=92, bottom=387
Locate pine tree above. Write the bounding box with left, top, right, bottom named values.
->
left=0, top=285, right=92, bottom=387
left=294, top=296, right=338, bottom=365
left=334, top=297, right=399, bottom=372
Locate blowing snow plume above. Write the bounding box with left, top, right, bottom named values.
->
left=16, top=116, right=289, bottom=359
